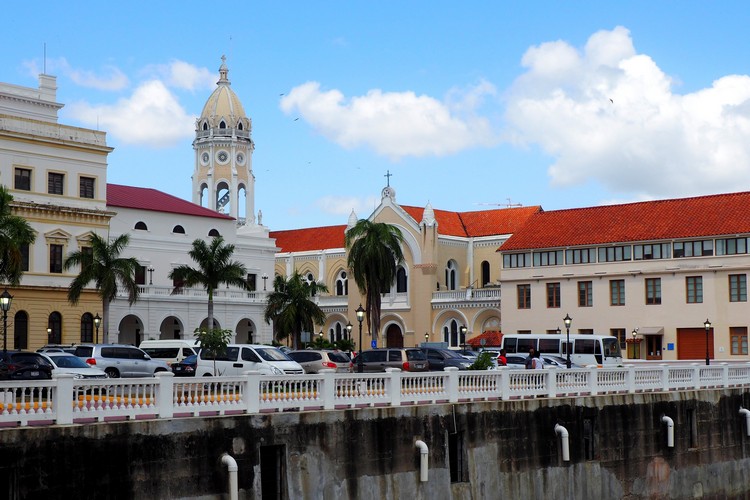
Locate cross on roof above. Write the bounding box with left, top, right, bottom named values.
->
left=384, top=170, right=393, bottom=187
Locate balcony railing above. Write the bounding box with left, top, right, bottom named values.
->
left=116, top=286, right=267, bottom=302
left=2, top=363, right=748, bottom=427
left=432, top=287, right=501, bottom=302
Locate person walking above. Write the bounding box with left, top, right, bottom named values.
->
left=525, top=347, right=536, bottom=369
left=534, top=351, right=545, bottom=369
left=498, top=348, right=507, bottom=367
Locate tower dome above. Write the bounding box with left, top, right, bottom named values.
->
left=199, top=56, right=248, bottom=125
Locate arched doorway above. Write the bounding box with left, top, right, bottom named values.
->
left=385, top=324, right=403, bottom=348
left=118, top=315, right=144, bottom=346
left=235, top=319, right=255, bottom=344
left=159, top=316, right=184, bottom=339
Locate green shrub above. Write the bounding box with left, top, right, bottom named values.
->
left=469, top=351, right=495, bottom=370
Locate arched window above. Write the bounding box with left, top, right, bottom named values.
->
left=202, top=122, right=208, bottom=131
left=396, top=266, right=408, bottom=293
left=238, top=121, right=244, bottom=130
left=442, top=319, right=460, bottom=348
left=335, top=270, right=348, bottom=296
left=134, top=221, right=148, bottom=231
left=81, top=313, right=94, bottom=343
left=13, top=311, right=28, bottom=349
left=219, top=121, right=226, bottom=129
left=303, top=272, right=317, bottom=296
left=208, top=229, right=220, bottom=237
left=445, top=260, right=457, bottom=291
left=48, top=312, right=62, bottom=344
left=481, top=261, right=491, bottom=287
left=172, top=225, right=185, bottom=234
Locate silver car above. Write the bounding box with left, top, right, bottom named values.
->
left=73, top=344, right=169, bottom=378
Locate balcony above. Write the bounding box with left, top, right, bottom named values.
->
left=432, top=287, right=501, bottom=308
left=116, top=285, right=268, bottom=303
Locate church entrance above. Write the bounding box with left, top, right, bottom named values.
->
left=385, top=324, right=403, bottom=348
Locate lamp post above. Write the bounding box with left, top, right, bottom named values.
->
left=0, top=289, right=12, bottom=352
left=424, top=332, right=429, bottom=345
left=460, top=325, right=467, bottom=349
left=556, top=327, right=561, bottom=335
left=704, top=318, right=712, bottom=366
left=346, top=321, right=352, bottom=341
left=318, top=330, right=324, bottom=344
left=631, top=329, right=638, bottom=359
left=47, top=328, right=52, bottom=344
left=356, top=304, right=365, bottom=373
left=94, top=313, right=101, bottom=344
left=563, top=314, right=572, bottom=369
left=262, top=273, right=268, bottom=291
left=148, top=266, right=154, bottom=285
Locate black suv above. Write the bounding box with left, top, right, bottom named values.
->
left=0, top=351, right=54, bottom=380
left=420, top=347, right=473, bottom=371
left=354, top=348, right=429, bottom=372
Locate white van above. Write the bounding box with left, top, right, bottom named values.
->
left=139, top=339, right=202, bottom=366
left=196, top=344, right=304, bottom=376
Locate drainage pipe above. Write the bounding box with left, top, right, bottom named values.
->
left=415, top=440, right=428, bottom=482
left=740, top=407, right=750, bottom=437
left=221, top=453, right=239, bottom=500
left=661, top=415, right=674, bottom=448
left=554, top=424, right=570, bottom=461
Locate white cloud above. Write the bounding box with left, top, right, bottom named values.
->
left=280, top=81, right=497, bottom=159
left=23, top=57, right=129, bottom=91
left=66, top=80, right=194, bottom=148
left=145, top=60, right=216, bottom=91
left=505, top=26, right=750, bottom=199
left=315, top=195, right=379, bottom=217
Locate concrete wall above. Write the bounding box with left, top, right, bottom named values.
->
left=2, top=389, right=750, bottom=499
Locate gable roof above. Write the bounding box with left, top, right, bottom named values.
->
left=400, top=205, right=541, bottom=238
left=107, top=184, right=233, bottom=220
left=270, top=225, right=347, bottom=253
left=500, top=191, right=750, bottom=251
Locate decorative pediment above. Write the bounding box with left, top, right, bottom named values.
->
left=44, top=228, right=72, bottom=243
left=75, top=231, right=97, bottom=244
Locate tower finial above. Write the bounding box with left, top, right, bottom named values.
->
left=384, top=170, right=392, bottom=187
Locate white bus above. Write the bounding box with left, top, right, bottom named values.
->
left=500, top=334, right=623, bottom=367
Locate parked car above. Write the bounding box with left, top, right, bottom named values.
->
left=354, top=348, right=429, bottom=372
left=196, top=344, right=304, bottom=376
left=41, top=353, right=107, bottom=379
left=420, top=347, right=472, bottom=371
left=504, top=355, right=528, bottom=367
left=542, top=355, right=582, bottom=369
left=37, top=344, right=78, bottom=354
left=73, top=344, right=169, bottom=378
left=456, top=349, right=479, bottom=360
left=0, top=351, right=54, bottom=380
left=171, top=354, right=198, bottom=377
left=139, top=339, right=201, bottom=366
left=288, top=350, right=353, bottom=373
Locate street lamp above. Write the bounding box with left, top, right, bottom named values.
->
left=704, top=318, right=712, bottom=366
left=424, top=332, right=429, bottom=344
left=563, top=313, right=572, bottom=369
left=0, top=289, right=12, bottom=352
left=94, top=313, right=101, bottom=344
left=262, top=273, right=268, bottom=291
left=47, top=328, right=52, bottom=344
left=148, top=266, right=154, bottom=285
left=356, top=304, right=365, bottom=373
left=318, top=330, right=324, bottom=343
left=460, top=325, right=467, bottom=349
left=556, top=327, right=561, bottom=335
left=346, top=321, right=352, bottom=341
left=631, top=329, right=639, bottom=359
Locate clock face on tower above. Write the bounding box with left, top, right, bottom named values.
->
left=217, top=151, right=229, bottom=163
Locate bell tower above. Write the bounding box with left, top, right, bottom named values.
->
left=192, top=56, right=256, bottom=224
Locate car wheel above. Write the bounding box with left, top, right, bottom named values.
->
left=105, top=368, right=120, bottom=379
left=154, top=368, right=167, bottom=374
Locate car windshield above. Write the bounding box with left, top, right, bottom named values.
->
left=602, top=338, right=622, bottom=358
left=255, top=347, right=292, bottom=361
left=327, top=352, right=350, bottom=363
left=49, top=355, right=90, bottom=368
left=441, top=350, right=464, bottom=359
left=406, top=350, right=427, bottom=361
left=181, top=355, right=197, bottom=364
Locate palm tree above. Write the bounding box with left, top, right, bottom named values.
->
left=168, top=237, right=248, bottom=331
left=345, top=219, right=405, bottom=343
left=0, top=186, right=36, bottom=285
left=64, top=233, right=140, bottom=339
left=263, top=271, right=328, bottom=349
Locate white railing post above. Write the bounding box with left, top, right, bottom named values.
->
left=54, top=373, right=75, bottom=425
left=320, top=370, right=336, bottom=410
left=546, top=367, right=557, bottom=398
left=445, top=367, right=459, bottom=403
left=385, top=368, right=402, bottom=407
left=662, top=364, right=670, bottom=392
left=155, top=371, right=175, bottom=419
left=499, top=369, right=510, bottom=400
left=627, top=365, right=636, bottom=393
left=721, top=363, right=729, bottom=387
left=589, top=367, right=599, bottom=396
left=692, top=364, right=701, bottom=389
left=243, top=371, right=261, bottom=414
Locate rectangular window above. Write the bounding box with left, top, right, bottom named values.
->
left=20, top=243, right=30, bottom=272
left=598, top=245, right=632, bottom=262
left=673, top=240, right=713, bottom=258
left=503, top=253, right=531, bottom=268
left=247, top=273, right=257, bottom=292
left=716, top=237, right=749, bottom=256
left=79, top=176, right=95, bottom=199
left=633, top=243, right=671, bottom=260
left=646, top=278, right=661, bottom=305
left=611, top=328, right=627, bottom=350
left=578, top=281, right=592, bottom=307
left=566, top=248, right=596, bottom=264
left=686, top=276, right=703, bottom=303
left=135, top=265, right=146, bottom=286
left=533, top=250, right=564, bottom=267
left=517, top=284, right=531, bottom=309
left=546, top=282, right=560, bottom=308
left=49, top=244, right=63, bottom=273
left=730, top=327, right=748, bottom=355
left=729, top=274, right=747, bottom=302
left=48, top=172, right=64, bottom=195
left=14, top=168, right=31, bottom=191
left=610, top=279, right=625, bottom=306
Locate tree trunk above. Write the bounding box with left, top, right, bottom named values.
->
left=207, top=289, right=214, bottom=331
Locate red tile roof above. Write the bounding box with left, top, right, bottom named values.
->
left=270, top=225, right=347, bottom=253
left=107, top=184, right=233, bottom=220
left=500, top=191, right=750, bottom=251
left=467, top=330, right=503, bottom=347
left=401, top=205, right=541, bottom=237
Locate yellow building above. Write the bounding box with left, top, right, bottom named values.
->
left=270, top=184, right=539, bottom=350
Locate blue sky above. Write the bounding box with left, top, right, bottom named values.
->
left=3, top=2, right=750, bottom=231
